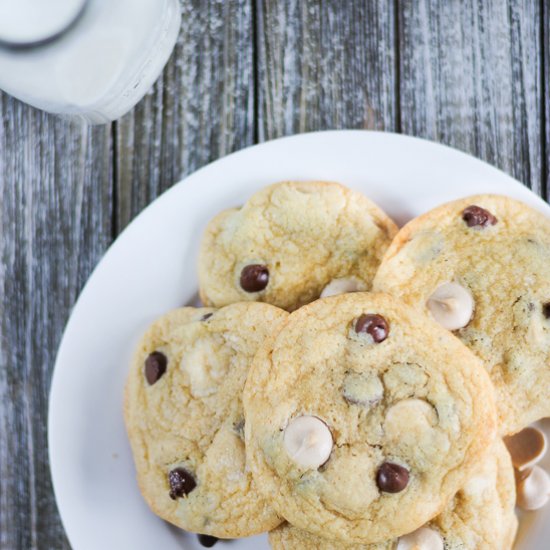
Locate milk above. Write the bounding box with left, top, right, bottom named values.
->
left=0, top=0, right=87, bottom=44
left=0, top=0, right=181, bottom=123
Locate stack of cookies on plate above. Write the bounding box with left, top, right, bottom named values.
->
left=124, top=181, right=550, bottom=549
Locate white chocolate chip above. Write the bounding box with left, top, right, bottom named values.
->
left=283, top=416, right=333, bottom=469
left=320, top=277, right=364, bottom=298
left=504, top=426, right=547, bottom=471
left=427, top=282, right=473, bottom=330
left=397, top=526, right=444, bottom=550
left=384, top=399, right=438, bottom=442
left=517, top=466, right=550, bottom=510
left=342, top=371, right=384, bottom=408
left=182, top=338, right=228, bottom=397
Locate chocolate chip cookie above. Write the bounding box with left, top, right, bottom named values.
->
left=124, top=303, right=288, bottom=538
left=198, top=181, right=397, bottom=311
left=373, top=194, right=550, bottom=435
left=268, top=439, right=517, bottom=550
left=243, top=293, right=497, bottom=544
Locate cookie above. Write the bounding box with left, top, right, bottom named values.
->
left=268, top=439, right=517, bottom=550
left=243, top=293, right=497, bottom=544
left=198, top=181, right=397, bottom=311
left=372, top=194, right=550, bottom=434
left=124, top=302, right=288, bottom=538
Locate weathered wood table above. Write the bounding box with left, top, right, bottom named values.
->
left=0, top=1, right=548, bottom=548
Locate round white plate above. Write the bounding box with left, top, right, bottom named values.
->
left=49, top=130, right=550, bottom=550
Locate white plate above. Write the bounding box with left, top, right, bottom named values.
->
left=49, top=130, right=550, bottom=550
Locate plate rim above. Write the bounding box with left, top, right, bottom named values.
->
left=48, top=129, right=550, bottom=550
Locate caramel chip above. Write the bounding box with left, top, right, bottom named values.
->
left=504, top=426, right=547, bottom=471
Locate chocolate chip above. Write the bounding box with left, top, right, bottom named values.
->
left=376, top=462, right=409, bottom=493
left=168, top=468, right=196, bottom=499
left=240, top=264, right=269, bottom=292
left=197, top=534, right=218, bottom=547
left=145, top=351, right=167, bottom=385
left=354, top=314, right=389, bottom=343
left=543, top=303, right=550, bottom=319
left=201, top=312, right=213, bottom=321
left=462, top=205, right=498, bottom=228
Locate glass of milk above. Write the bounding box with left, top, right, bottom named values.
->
left=0, top=0, right=181, bottom=123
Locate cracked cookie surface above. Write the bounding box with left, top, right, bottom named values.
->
left=373, top=194, right=550, bottom=435
left=243, top=293, right=497, bottom=544
left=268, top=439, right=517, bottom=550
left=124, top=302, right=287, bottom=538
left=198, top=181, right=397, bottom=311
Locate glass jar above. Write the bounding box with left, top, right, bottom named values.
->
left=0, top=0, right=181, bottom=123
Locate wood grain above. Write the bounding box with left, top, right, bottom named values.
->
left=256, top=0, right=398, bottom=140
left=544, top=0, right=549, bottom=200
left=398, top=0, right=543, bottom=194
left=0, top=96, right=113, bottom=549
left=115, top=0, right=254, bottom=232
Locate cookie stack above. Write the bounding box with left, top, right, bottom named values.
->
left=125, top=181, right=550, bottom=549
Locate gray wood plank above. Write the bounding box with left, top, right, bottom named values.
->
left=115, top=0, right=254, bottom=232
left=398, top=0, right=543, bottom=195
left=256, top=0, right=398, bottom=140
left=544, top=0, right=549, bottom=201
left=0, top=96, right=113, bottom=549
